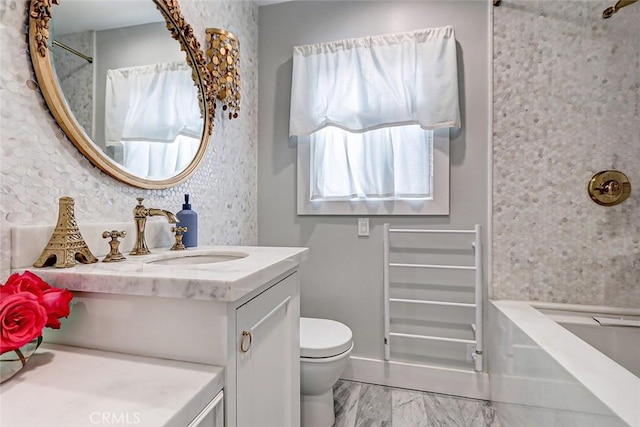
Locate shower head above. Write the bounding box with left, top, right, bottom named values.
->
left=602, top=0, right=638, bottom=18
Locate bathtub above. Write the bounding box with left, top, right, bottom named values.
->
left=489, top=300, right=640, bottom=427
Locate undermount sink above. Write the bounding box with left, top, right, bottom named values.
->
left=147, top=252, right=248, bottom=266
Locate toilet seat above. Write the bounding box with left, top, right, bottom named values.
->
left=300, top=317, right=353, bottom=358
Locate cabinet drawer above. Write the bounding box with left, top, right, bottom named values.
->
left=188, top=390, right=224, bottom=427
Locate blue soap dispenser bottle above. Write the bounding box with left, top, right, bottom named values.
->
left=177, top=194, right=198, bottom=247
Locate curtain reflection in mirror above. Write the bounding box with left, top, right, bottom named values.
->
left=105, top=61, right=203, bottom=178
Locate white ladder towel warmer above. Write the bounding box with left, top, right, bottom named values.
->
left=383, top=224, right=483, bottom=372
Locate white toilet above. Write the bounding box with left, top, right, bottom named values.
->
left=300, top=317, right=353, bottom=427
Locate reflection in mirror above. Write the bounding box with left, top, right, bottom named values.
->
left=103, top=62, right=202, bottom=177
left=29, top=0, right=213, bottom=189
left=49, top=0, right=204, bottom=180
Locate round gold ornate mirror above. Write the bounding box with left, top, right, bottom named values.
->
left=28, top=0, right=214, bottom=189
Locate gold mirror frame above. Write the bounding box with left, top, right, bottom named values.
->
left=28, top=0, right=214, bottom=189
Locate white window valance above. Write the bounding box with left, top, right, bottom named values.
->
left=105, top=61, right=202, bottom=147
left=289, top=26, right=460, bottom=137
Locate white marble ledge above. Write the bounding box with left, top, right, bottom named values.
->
left=492, top=300, right=640, bottom=427
left=14, top=246, right=308, bottom=302
left=0, top=344, right=224, bottom=427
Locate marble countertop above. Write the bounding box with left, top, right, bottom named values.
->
left=0, top=344, right=224, bottom=427
left=18, top=246, right=308, bottom=302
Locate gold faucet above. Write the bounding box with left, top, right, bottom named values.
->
left=130, top=197, right=178, bottom=255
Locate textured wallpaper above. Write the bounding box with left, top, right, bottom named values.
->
left=0, top=0, right=258, bottom=276
left=492, top=1, right=640, bottom=307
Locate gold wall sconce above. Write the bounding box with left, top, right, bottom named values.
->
left=588, top=170, right=631, bottom=206
left=205, top=28, right=240, bottom=120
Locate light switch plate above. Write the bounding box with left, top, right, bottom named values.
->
left=357, top=218, right=369, bottom=237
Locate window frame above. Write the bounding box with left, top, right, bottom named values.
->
left=296, top=127, right=450, bottom=216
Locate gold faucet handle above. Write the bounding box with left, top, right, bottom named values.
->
left=102, top=230, right=127, bottom=262
left=172, top=226, right=188, bottom=234
left=171, top=226, right=188, bottom=251
left=103, top=230, right=126, bottom=239
left=133, top=197, right=149, bottom=219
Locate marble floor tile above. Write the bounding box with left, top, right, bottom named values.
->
left=333, top=380, right=499, bottom=427
left=423, top=393, right=467, bottom=426
left=471, top=402, right=498, bottom=427
left=423, top=393, right=499, bottom=427
left=355, top=382, right=392, bottom=427
left=391, top=389, right=429, bottom=427
left=334, top=380, right=362, bottom=427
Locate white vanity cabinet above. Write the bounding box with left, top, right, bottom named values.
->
left=21, top=244, right=308, bottom=427
left=235, top=273, right=300, bottom=427
left=189, top=391, right=224, bottom=427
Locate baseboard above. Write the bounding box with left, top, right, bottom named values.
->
left=341, top=356, right=490, bottom=400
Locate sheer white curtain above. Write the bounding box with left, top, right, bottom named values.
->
left=310, top=125, right=433, bottom=200
left=105, top=61, right=203, bottom=177
left=121, top=135, right=200, bottom=179
left=290, top=26, right=459, bottom=201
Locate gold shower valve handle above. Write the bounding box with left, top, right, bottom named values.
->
left=595, top=180, right=621, bottom=197
left=588, top=170, right=631, bottom=206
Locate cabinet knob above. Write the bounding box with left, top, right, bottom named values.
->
left=240, top=330, right=252, bottom=352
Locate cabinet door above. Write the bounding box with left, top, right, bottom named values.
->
left=188, top=391, right=224, bottom=427
left=236, top=273, right=300, bottom=427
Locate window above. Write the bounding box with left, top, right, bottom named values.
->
left=290, top=27, right=459, bottom=215
left=297, top=128, right=449, bottom=215
left=310, top=125, right=433, bottom=201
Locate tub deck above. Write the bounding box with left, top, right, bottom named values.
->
left=490, top=300, right=640, bottom=427
left=540, top=307, right=640, bottom=378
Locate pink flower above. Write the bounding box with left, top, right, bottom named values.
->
left=40, top=288, right=73, bottom=329
left=0, top=271, right=73, bottom=348
left=0, top=290, right=47, bottom=354
left=3, top=271, right=49, bottom=297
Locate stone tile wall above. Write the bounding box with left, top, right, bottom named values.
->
left=493, top=1, right=640, bottom=307
left=51, top=31, right=94, bottom=137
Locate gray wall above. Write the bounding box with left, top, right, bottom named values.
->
left=257, top=1, right=490, bottom=360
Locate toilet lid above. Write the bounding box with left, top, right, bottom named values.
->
left=300, top=317, right=353, bottom=358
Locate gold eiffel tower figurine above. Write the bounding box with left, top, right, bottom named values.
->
left=33, top=196, right=98, bottom=268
